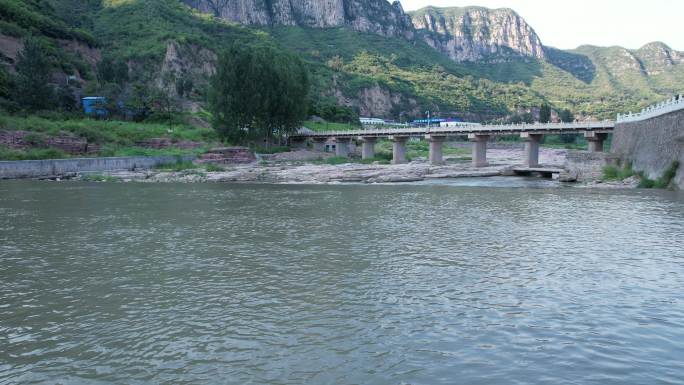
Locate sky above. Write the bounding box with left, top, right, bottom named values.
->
left=401, top=0, right=683, bottom=51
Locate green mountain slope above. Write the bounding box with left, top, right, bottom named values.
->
left=1, top=0, right=683, bottom=122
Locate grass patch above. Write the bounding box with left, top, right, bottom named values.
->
left=602, top=164, right=634, bottom=181
left=360, top=157, right=391, bottom=165
left=0, top=114, right=217, bottom=146
left=326, top=156, right=353, bottom=165
left=154, top=160, right=198, bottom=172
left=204, top=163, right=224, bottom=172
left=0, top=146, right=68, bottom=160
left=255, top=146, right=291, bottom=154
left=303, top=121, right=359, bottom=132
left=638, top=161, right=680, bottom=189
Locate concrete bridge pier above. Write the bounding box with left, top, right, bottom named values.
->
left=426, top=134, right=446, bottom=165
left=469, top=134, right=490, bottom=167
left=334, top=137, right=351, bottom=157
left=390, top=136, right=409, bottom=164
left=521, top=133, right=542, bottom=167
left=312, top=138, right=327, bottom=152
left=585, top=132, right=607, bottom=152
left=359, top=137, right=377, bottom=160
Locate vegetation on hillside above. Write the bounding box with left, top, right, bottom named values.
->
left=0, top=113, right=216, bottom=160
left=1, top=0, right=683, bottom=162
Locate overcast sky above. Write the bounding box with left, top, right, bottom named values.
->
left=401, top=0, right=682, bottom=51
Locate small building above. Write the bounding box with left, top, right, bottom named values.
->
left=360, top=117, right=386, bottom=125
left=81, top=97, right=107, bottom=117
left=440, top=121, right=482, bottom=128
left=412, top=118, right=446, bottom=126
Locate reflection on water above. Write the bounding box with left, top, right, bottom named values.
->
left=1, top=181, right=683, bottom=384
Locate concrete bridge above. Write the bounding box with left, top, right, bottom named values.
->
left=290, top=121, right=615, bottom=167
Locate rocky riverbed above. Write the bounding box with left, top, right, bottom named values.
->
left=67, top=147, right=635, bottom=187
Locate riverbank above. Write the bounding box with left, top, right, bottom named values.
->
left=0, top=146, right=643, bottom=188
left=63, top=147, right=633, bottom=188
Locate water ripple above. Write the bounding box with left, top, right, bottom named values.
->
left=0, top=181, right=683, bottom=384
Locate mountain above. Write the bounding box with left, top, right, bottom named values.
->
left=1, top=0, right=683, bottom=122
left=409, top=6, right=544, bottom=62
left=183, top=0, right=414, bottom=39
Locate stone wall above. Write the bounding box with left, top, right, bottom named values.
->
left=564, top=151, right=619, bottom=182
left=0, top=155, right=195, bottom=179
left=611, top=108, right=684, bottom=189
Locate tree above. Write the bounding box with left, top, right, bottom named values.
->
left=558, top=109, right=577, bottom=143
left=558, top=109, right=574, bottom=123
left=199, top=0, right=230, bottom=17
left=209, top=44, right=310, bottom=144
left=14, top=37, right=54, bottom=111
left=539, top=103, right=551, bottom=123
left=97, top=55, right=129, bottom=86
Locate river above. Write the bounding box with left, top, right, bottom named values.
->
left=1, top=180, right=683, bottom=384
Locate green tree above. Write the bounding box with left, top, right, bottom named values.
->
left=558, top=109, right=577, bottom=143
left=539, top=103, right=551, bottom=123
left=97, top=55, right=129, bottom=86
left=209, top=44, right=310, bottom=143
left=14, top=37, right=54, bottom=111
left=558, top=109, right=574, bottom=122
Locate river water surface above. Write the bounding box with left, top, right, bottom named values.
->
left=1, top=180, right=683, bottom=384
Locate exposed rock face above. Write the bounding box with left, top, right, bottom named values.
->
left=157, top=41, right=217, bottom=98
left=333, top=84, right=419, bottom=118
left=184, top=0, right=414, bottom=39
left=635, top=42, right=684, bottom=75
left=198, top=147, right=257, bottom=164
left=409, top=6, right=544, bottom=62
left=0, top=131, right=100, bottom=155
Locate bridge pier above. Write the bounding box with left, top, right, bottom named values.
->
left=390, top=136, right=409, bottom=164
left=469, top=134, right=490, bottom=167
left=334, top=137, right=351, bottom=157
left=359, top=137, right=377, bottom=160
left=312, top=138, right=327, bottom=152
left=521, top=133, right=542, bottom=167
left=426, top=134, right=446, bottom=165
left=585, top=132, right=607, bottom=152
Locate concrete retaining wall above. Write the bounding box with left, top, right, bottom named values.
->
left=612, top=108, right=684, bottom=189
left=0, top=155, right=196, bottom=179
left=565, top=151, right=619, bottom=182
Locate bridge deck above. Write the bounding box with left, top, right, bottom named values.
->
left=292, top=121, right=615, bottom=139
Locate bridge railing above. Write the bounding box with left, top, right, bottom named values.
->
left=296, top=121, right=615, bottom=138
left=617, top=95, right=684, bottom=123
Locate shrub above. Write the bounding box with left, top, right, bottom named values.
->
left=602, top=164, right=634, bottom=181
left=637, top=161, right=679, bottom=189
left=326, top=156, right=352, bottom=165
left=0, top=146, right=67, bottom=160
left=255, top=146, right=291, bottom=154
left=204, top=163, right=224, bottom=172
left=360, top=157, right=390, bottom=165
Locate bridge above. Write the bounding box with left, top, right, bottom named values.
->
left=290, top=121, right=615, bottom=167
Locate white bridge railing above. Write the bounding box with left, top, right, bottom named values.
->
left=295, top=121, right=615, bottom=138
left=617, top=95, right=684, bottom=123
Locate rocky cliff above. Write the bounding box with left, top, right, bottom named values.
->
left=408, top=6, right=544, bottom=62
left=635, top=42, right=684, bottom=75
left=184, top=0, right=414, bottom=39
